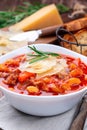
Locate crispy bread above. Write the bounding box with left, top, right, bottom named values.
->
left=62, top=29, right=87, bottom=56
left=64, top=16, right=87, bottom=32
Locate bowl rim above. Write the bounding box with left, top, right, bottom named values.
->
left=0, top=43, right=87, bottom=99
left=0, top=43, right=87, bottom=62
left=0, top=43, right=87, bottom=61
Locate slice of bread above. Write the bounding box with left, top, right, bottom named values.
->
left=64, top=16, right=87, bottom=32
left=62, top=29, right=87, bottom=56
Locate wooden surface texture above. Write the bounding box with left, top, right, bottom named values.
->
left=0, top=0, right=87, bottom=10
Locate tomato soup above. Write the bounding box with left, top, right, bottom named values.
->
left=0, top=46, right=87, bottom=96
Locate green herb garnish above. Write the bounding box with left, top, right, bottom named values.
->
left=0, top=2, right=46, bottom=28
left=57, top=4, right=70, bottom=13
left=28, top=46, right=59, bottom=64
left=0, top=2, right=70, bottom=28
left=29, top=55, right=48, bottom=64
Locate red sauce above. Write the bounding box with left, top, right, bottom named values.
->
left=0, top=54, right=87, bottom=96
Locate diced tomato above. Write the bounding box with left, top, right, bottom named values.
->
left=18, top=71, right=35, bottom=82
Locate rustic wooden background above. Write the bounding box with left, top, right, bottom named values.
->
left=1, top=0, right=87, bottom=10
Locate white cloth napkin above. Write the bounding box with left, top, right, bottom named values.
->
left=0, top=97, right=81, bottom=130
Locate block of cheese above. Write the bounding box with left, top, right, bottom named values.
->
left=9, top=4, right=63, bottom=32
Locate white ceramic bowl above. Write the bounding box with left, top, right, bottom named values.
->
left=0, top=44, right=87, bottom=116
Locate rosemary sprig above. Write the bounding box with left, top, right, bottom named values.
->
left=29, top=55, right=48, bottom=64
left=28, top=46, right=59, bottom=56
left=40, top=52, right=59, bottom=56
left=28, top=46, right=46, bottom=55
left=28, top=46, right=59, bottom=64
